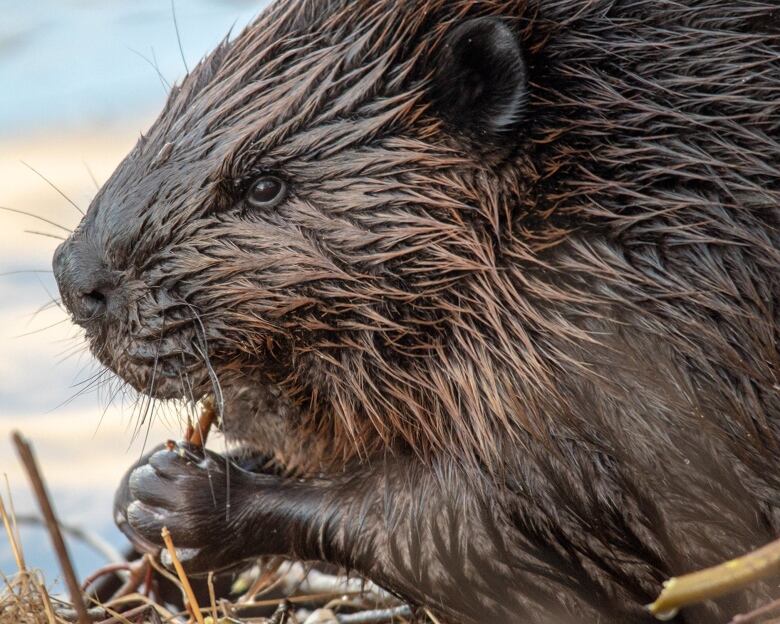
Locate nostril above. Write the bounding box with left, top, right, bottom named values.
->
left=79, top=289, right=107, bottom=319
left=85, top=290, right=106, bottom=305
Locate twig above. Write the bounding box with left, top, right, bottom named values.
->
left=161, top=526, right=205, bottom=624
left=99, top=591, right=178, bottom=622
left=207, top=571, right=219, bottom=622
left=81, top=563, right=133, bottom=592
left=237, top=591, right=365, bottom=610
left=143, top=559, right=153, bottom=598
left=238, top=557, right=286, bottom=603
left=186, top=395, right=216, bottom=448
left=12, top=431, right=91, bottom=624
left=0, top=494, right=25, bottom=572
left=94, top=603, right=152, bottom=624
left=35, top=575, right=59, bottom=623
left=108, top=557, right=150, bottom=601
left=338, top=606, right=414, bottom=623
left=145, top=553, right=184, bottom=591
left=424, top=608, right=443, bottom=624
left=3, top=474, right=26, bottom=571
left=54, top=605, right=108, bottom=621
left=648, top=536, right=780, bottom=619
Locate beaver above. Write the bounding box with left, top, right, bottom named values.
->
left=51, top=0, right=780, bottom=622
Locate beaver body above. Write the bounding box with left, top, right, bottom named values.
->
left=53, top=1, right=780, bottom=622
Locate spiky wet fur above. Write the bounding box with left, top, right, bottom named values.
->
left=65, top=1, right=779, bottom=622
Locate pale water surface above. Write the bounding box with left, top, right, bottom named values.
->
left=0, top=0, right=269, bottom=588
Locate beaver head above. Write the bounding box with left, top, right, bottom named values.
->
left=53, top=0, right=780, bottom=474
left=53, top=0, right=533, bottom=457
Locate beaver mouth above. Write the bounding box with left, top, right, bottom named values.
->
left=95, top=323, right=220, bottom=402
left=114, top=345, right=210, bottom=400
left=81, top=286, right=268, bottom=409
left=76, top=286, right=235, bottom=402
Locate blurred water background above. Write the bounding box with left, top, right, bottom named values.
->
left=0, top=0, right=268, bottom=590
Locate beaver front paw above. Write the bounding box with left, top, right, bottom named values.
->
left=114, top=442, right=262, bottom=575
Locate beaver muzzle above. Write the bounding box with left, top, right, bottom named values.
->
left=53, top=236, right=119, bottom=328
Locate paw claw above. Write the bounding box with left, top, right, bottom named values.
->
left=127, top=500, right=166, bottom=539
left=128, top=464, right=155, bottom=494
left=129, top=463, right=174, bottom=507
left=148, top=448, right=185, bottom=474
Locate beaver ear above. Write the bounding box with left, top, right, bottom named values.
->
left=430, top=17, right=527, bottom=139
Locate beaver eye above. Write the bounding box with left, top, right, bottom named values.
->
left=247, top=176, right=287, bottom=209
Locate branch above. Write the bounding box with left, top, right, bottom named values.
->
left=12, top=431, right=91, bottom=624
left=648, top=537, right=780, bottom=619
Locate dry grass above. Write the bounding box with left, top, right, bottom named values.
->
left=1, top=482, right=63, bottom=624
left=0, top=481, right=424, bottom=624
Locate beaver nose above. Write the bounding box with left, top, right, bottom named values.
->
left=53, top=239, right=116, bottom=326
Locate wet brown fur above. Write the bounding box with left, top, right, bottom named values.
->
left=55, top=1, right=780, bottom=622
